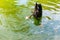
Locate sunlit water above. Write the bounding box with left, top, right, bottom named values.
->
left=0, top=0, right=60, bottom=40
left=27, top=10, right=60, bottom=40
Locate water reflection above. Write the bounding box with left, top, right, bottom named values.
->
left=28, top=10, right=60, bottom=40
left=0, top=0, right=60, bottom=40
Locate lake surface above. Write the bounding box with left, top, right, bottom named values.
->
left=0, top=0, right=60, bottom=40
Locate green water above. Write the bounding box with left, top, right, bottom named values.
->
left=0, top=0, right=60, bottom=40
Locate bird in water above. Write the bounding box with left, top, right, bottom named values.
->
left=33, top=2, right=42, bottom=25
left=26, top=2, right=42, bottom=26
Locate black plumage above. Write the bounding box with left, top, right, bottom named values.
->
left=33, top=3, right=42, bottom=25
left=33, top=3, right=42, bottom=20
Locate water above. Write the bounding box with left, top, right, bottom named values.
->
left=0, top=0, right=60, bottom=40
